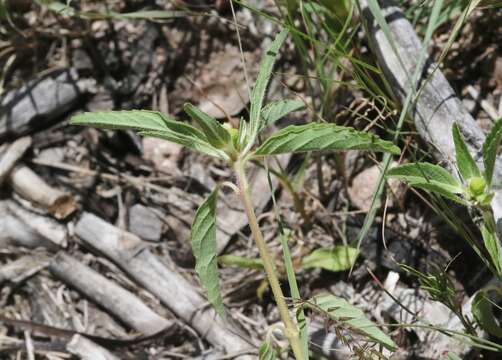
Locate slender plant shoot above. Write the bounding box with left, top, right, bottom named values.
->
left=71, top=29, right=399, bottom=359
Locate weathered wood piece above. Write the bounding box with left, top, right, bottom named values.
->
left=0, top=69, right=82, bottom=141
left=0, top=136, right=32, bottom=186
left=49, top=252, right=173, bottom=335
left=0, top=200, right=67, bottom=248
left=66, top=335, right=120, bottom=360
left=74, top=212, right=255, bottom=357
left=9, top=165, right=76, bottom=219
left=359, top=0, right=502, bottom=234
left=361, top=0, right=484, bottom=160
left=0, top=254, right=50, bottom=285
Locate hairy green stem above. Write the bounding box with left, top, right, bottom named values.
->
left=234, top=159, right=305, bottom=360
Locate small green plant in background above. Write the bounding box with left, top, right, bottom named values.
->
left=400, top=262, right=477, bottom=335
left=388, top=119, right=502, bottom=339
left=71, top=29, right=398, bottom=359
left=387, top=120, right=502, bottom=279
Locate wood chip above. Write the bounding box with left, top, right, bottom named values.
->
left=67, top=335, right=120, bottom=360
left=0, top=136, right=32, bottom=186
left=9, top=165, right=76, bottom=219
left=49, top=252, right=173, bottom=335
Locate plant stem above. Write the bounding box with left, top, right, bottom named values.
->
left=234, top=159, right=305, bottom=360
left=278, top=232, right=309, bottom=359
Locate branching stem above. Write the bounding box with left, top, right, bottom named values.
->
left=234, top=159, right=304, bottom=360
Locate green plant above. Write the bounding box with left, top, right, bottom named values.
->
left=220, top=244, right=358, bottom=273
left=303, top=294, right=397, bottom=352
left=400, top=262, right=477, bottom=335
left=71, top=29, right=399, bottom=359
left=387, top=120, right=502, bottom=279
left=387, top=118, right=502, bottom=348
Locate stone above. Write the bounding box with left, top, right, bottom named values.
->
left=129, top=204, right=163, bottom=242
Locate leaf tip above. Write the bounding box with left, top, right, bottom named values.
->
left=389, top=144, right=401, bottom=155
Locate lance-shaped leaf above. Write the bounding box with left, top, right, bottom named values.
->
left=452, top=123, right=480, bottom=181
left=71, top=110, right=227, bottom=159
left=259, top=99, right=305, bottom=131
left=218, top=255, right=264, bottom=270
left=482, top=118, right=502, bottom=186
left=138, top=129, right=226, bottom=159
left=481, top=223, right=502, bottom=276
left=386, top=163, right=465, bottom=202
left=301, top=246, right=358, bottom=272
left=236, top=118, right=248, bottom=150
left=191, top=187, right=225, bottom=317
left=244, top=29, right=289, bottom=152
left=306, top=294, right=397, bottom=351
left=71, top=110, right=175, bottom=132
left=184, top=103, right=231, bottom=149
left=254, top=123, right=400, bottom=156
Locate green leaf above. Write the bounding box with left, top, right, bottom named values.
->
left=306, top=294, right=397, bottom=351
left=386, top=163, right=465, bottom=202
left=481, top=224, right=502, bottom=276
left=301, top=246, right=358, bottom=272
left=472, top=290, right=502, bottom=338
left=255, top=123, right=400, bottom=156
left=482, top=118, right=502, bottom=186
left=244, top=29, right=289, bottom=152
left=452, top=123, right=480, bottom=181
left=260, top=99, right=305, bottom=131
left=70, top=110, right=227, bottom=159
left=71, top=110, right=176, bottom=132
left=259, top=339, right=279, bottom=360
left=184, top=103, right=231, bottom=149
left=218, top=255, right=263, bottom=270
left=191, top=187, right=225, bottom=317
left=138, top=130, right=225, bottom=159
left=237, top=118, right=248, bottom=150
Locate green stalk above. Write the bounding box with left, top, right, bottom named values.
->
left=234, top=159, right=305, bottom=360
left=278, top=232, right=308, bottom=359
